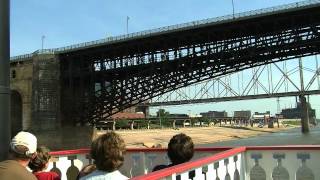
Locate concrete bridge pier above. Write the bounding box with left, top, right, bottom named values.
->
left=299, top=95, right=310, bottom=133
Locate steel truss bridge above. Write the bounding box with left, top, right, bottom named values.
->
left=41, top=0, right=320, bottom=124
left=149, top=56, right=320, bottom=107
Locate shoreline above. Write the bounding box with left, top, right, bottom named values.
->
left=95, top=125, right=295, bottom=148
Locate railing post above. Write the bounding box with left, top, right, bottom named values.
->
left=240, top=151, right=247, bottom=180
left=0, top=0, right=10, bottom=161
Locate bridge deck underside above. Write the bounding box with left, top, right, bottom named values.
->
left=59, top=5, right=320, bottom=124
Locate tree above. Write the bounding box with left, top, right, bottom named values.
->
left=157, top=109, right=170, bottom=127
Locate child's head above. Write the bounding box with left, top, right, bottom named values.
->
left=167, top=133, right=194, bottom=165
left=91, top=131, right=126, bottom=172
left=28, top=146, right=51, bottom=172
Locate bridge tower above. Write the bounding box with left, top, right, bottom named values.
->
left=10, top=53, right=61, bottom=131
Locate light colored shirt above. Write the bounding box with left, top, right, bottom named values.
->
left=80, top=170, right=128, bottom=180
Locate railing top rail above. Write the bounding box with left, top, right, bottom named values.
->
left=49, top=147, right=234, bottom=156
left=246, top=145, right=320, bottom=150
left=10, top=0, right=320, bottom=61
left=130, top=146, right=246, bottom=180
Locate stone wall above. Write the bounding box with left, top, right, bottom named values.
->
left=32, top=54, right=61, bottom=130
left=35, top=126, right=93, bottom=150
left=10, top=59, right=33, bottom=130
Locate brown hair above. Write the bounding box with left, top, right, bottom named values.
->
left=9, top=145, right=30, bottom=160
left=167, top=133, right=194, bottom=165
left=91, top=131, right=126, bottom=172
left=28, top=146, right=51, bottom=172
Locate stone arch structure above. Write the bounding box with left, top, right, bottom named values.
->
left=11, top=90, right=23, bottom=136
left=10, top=59, right=34, bottom=130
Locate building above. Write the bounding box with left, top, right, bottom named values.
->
left=168, top=113, right=189, bottom=118
left=234, top=110, right=251, bottom=119
left=280, top=102, right=316, bottom=119
left=200, top=111, right=227, bottom=118
left=252, top=111, right=270, bottom=120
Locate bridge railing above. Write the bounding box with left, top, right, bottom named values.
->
left=10, top=0, right=320, bottom=61
left=46, top=145, right=320, bottom=180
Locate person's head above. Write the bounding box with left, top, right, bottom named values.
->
left=9, top=131, right=37, bottom=162
left=91, top=131, right=126, bottom=172
left=28, top=146, right=51, bottom=172
left=167, top=133, right=194, bottom=165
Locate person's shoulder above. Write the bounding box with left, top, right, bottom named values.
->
left=34, top=171, right=60, bottom=180
left=80, top=170, right=128, bottom=180
left=111, top=170, right=128, bottom=179
left=79, top=170, right=103, bottom=180
left=0, top=160, right=37, bottom=180
left=49, top=171, right=61, bottom=180
left=0, top=160, right=19, bottom=167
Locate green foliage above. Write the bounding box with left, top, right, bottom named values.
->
left=116, top=119, right=129, bottom=128
left=200, top=117, right=211, bottom=125
left=282, top=120, right=301, bottom=126
left=157, top=109, right=171, bottom=127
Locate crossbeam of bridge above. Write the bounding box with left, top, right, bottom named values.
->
left=55, top=0, right=320, bottom=124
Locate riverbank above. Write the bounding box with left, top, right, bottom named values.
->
left=95, top=125, right=294, bottom=148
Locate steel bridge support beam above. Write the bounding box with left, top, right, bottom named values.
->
left=0, top=0, right=10, bottom=160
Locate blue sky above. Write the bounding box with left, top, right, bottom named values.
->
left=11, top=0, right=320, bottom=117
left=11, top=0, right=303, bottom=56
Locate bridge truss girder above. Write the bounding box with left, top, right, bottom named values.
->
left=59, top=5, right=320, bottom=124
left=150, top=56, right=320, bottom=106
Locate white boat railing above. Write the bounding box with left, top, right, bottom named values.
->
left=46, top=146, right=320, bottom=180
left=47, top=147, right=231, bottom=180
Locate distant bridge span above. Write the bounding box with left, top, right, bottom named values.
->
left=148, top=90, right=320, bottom=107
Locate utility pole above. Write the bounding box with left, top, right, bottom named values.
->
left=0, top=0, right=11, bottom=160
left=276, top=97, right=280, bottom=113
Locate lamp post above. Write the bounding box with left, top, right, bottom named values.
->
left=41, top=35, right=45, bottom=50
left=0, top=0, right=10, bottom=161
left=159, top=109, right=162, bottom=128
left=126, top=16, right=129, bottom=34
left=231, top=0, right=235, bottom=18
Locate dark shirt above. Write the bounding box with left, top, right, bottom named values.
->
left=34, top=171, right=61, bottom=180
left=153, top=164, right=195, bottom=180
left=0, top=160, right=37, bottom=180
